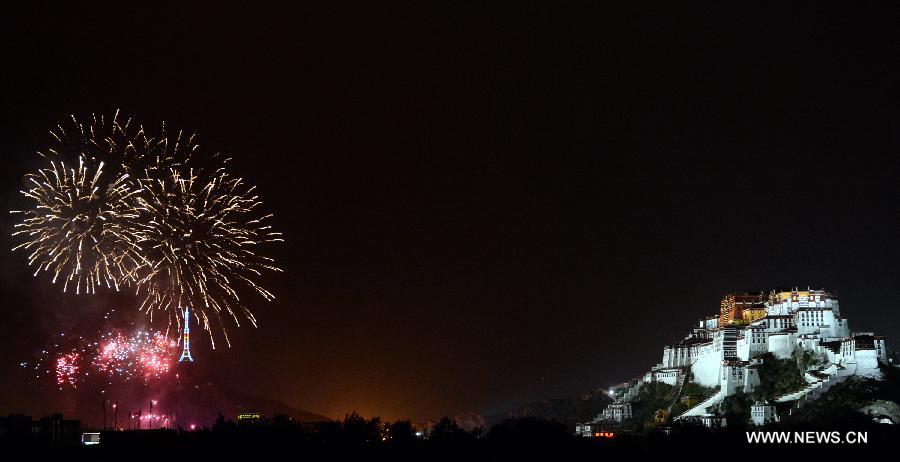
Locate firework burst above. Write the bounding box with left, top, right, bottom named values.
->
left=24, top=325, right=179, bottom=389
left=93, top=330, right=178, bottom=382
left=11, top=154, right=144, bottom=294
left=10, top=111, right=196, bottom=294
left=55, top=352, right=81, bottom=388
left=132, top=165, right=283, bottom=347
left=11, top=111, right=282, bottom=349
left=37, top=111, right=196, bottom=182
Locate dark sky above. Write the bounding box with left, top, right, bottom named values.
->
left=1, top=3, right=899, bottom=421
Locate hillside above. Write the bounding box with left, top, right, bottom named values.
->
left=160, top=373, right=332, bottom=427
left=782, top=364, right=900, bottom=429
left=487, top=390, right=612, bottom=428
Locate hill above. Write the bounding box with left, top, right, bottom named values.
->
left=782, top=364, right=900, bottom=429
left=486, top=389, right=612, bottom=428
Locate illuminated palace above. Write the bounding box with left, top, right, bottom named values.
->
left=577, top=287, right=889, bottom=435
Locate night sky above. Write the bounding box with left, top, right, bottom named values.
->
left=1, top=3, right=899, bottom=422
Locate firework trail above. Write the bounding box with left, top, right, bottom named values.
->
left=132, top=165, right=283, bottom=347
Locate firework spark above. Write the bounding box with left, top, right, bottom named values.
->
left=11, top=112, right=282, bottom=348
left=24, top=318, right=179, bottom=389
left=55, top=352, right=80, bottom=388
left=37, top=111, right=196, bottom=183
left=11, top=155, right=144, bottom=294
left=93, top=330, right=178, bottom=382
left=132, top=166, right=283, bottom=347
left=9, top=111, right=195, bottom=294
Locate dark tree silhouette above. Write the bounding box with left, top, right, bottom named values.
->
left=430, top=416, right=469, bottom=441
left=388, top=419, right=416, bottom=442
left=488, top=417, right=569, bottom=442
left=341, top=411, right=383, bottom=444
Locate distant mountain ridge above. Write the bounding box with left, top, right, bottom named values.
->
left=160, top=369, right=331, bottom=427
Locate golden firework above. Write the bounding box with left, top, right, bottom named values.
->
left=11, top=112, right=282, bottom=346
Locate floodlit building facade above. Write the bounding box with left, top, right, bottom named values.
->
left=750, top=401, right=779, bottom=426
left=578, top=287, right=891, bottom=434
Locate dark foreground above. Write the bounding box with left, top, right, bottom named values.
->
left=5, top=422, right=899, bottom=457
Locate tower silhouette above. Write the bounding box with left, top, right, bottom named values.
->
left=178, top=306, right=194, bottom=362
